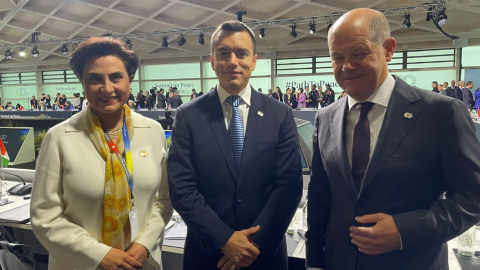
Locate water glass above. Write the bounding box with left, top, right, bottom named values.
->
left=458, top=226, right=477, bottom=256
left=0, top=181, right=9, bottom=206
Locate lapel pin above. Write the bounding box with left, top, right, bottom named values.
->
left=258, top=111, right=264, bottom=117
left=404, top=112, right=413, bottom=119
left=140, top=150, right=148, bottom=157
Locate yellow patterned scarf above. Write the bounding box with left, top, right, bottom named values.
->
left=86, top=105, right=134, bottom=250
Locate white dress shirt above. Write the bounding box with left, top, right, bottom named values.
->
left=217, top=83, right=251, bottom=135
left=307, top=74, right=396, bottom=270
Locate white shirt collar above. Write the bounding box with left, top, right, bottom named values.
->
left=217, top=83, right=252, bottom=106
left=348, top=73, right=396, bottom=110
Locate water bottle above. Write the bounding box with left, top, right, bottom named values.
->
left=458, top=226, right=477, bottom=257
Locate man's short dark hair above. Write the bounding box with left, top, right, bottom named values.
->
left=432, top=81, right=438, bottom=85
left=467, top=81, right=473, bottom=86
left=211, top=20, right=256, bottom=55
left=70, top=37, right=139, bottom=79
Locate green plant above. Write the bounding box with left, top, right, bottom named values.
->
left=35, top=129, right=49, bottom=158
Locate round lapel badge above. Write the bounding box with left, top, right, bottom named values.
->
left=140, top=150, right=148, bottom=157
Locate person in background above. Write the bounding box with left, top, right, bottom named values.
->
left=452, top=80, right=463, bottom=101
left=65, top=101, right=73, bottom=110
left=297, top=88, right=306, bottom=109
left=60, top=94, right=67, bottom=108
left=284, top=88, right=292, bottom=107
left=156, top=88, right=166, bottom=109
left=431, top=81, right=439, bottom=93
left=72, top=93, right=81, bottom=109
left=307, top=8, right=480, bottom=270
left=337, top=90, right=347, bottom=100
left=136, top=90, right=146, bottom=108
left=438, top=84, right=447, bottom=96
left=323, top=87, right=335, bottom=106
left=291, top=87, right=298, bottom=108
left=272, top=86, right=283, bottom=102
left=40, top=93, right=46, bottom=102
left=444, top=82, right=454, bottom=98
left=39, top=101, right=46, bottom=111
left=30, top=37, right=173, bottom=270
left=267, top=88, right=273, bottom=97
left=44, top=94, right=52, bottom=109
left=127, top=88, right=135, bottom=104
left=310, top=85, right=319, bottom=109
left=16, top=103, right=24, bottom=110
left=4, top=102, right=12, bottom=110
left=198, top=90, right=204, bottom=96
left=463, top=81, right=475, bottom=109
left=257, top=88, right=262, bottom=93
left=318, top=86, right=326, bottom=107
left=127, top=99, right=135, bottom=109
left=145, top=91, right=151, bottom=108
left=190, top=89, right=199, bottom=100
left=168, top=20, right=302, bottom=270
left=54, top=93, right=61, bottom=104
left=147, top=90, right=156, bottom=109
left=474, top=86, right=480, bottom=111
left=30, top=95, right=38, bottom=109
left=305, top=86, right=311, bottom=107
left=168, top=91, right=183, bottom=109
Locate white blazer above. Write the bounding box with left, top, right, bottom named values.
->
left=30, top=110, right=173, bottom=270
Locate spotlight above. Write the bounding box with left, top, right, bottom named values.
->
left=19, top=48, right=25, bottom=57
left=162, top=36, right=169, bottom=48
left=309, top=22, right=316, bottom=34
left=290, top=25, right=297, bottom=38
left=32, top=47, right=39, bottom=57
left=5, top=49, right=12, bottom=59
left=125, top=39, right=132, bottom=49
left=178, top=35, right=186, bottom=46
left=61, top=44, right=69, bottom=55
left=259, top=28, right=265, bottom=38
left=198, top=33, right=205, bottom=45
left=402, top=14, right=411, bottom=29
left=327, top=20, right=333, bottom=33
left=437, top=8, right=447, bottom=26
left=426, top=6, right=433, bottom=21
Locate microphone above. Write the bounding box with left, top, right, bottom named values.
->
left=0, top=170, right=32, bottom=196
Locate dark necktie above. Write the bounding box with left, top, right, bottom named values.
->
left=351, top=102, right=374, bottom=192
left=226, top=95, right=244, bottom=173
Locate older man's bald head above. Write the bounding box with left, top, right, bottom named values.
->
left=329, top=8, right=390, bottom=46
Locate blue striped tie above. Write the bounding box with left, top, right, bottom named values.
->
left=226, top=95, right=244, bottom=173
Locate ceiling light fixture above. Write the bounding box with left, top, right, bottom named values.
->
left=178, top=35, right=186, bottom=46
left=198, top=33, right=205, bottom=45
left=402, top=14, right=411, bottom=29
left=162, top=36, right=169, bottom=48
left=31, top=31, right=41, bottom=43
left=259, top=28, right=265, bottom=38
left=32, top=47, right=39, bottom=57
left=236, top=10, right=247, bottom=22
left=309, top=22, right=316, bottom=34
left=290, top=25, right=297, bottom=38
left=5, top=49, right=12, bottom=59
left=436, top=8, right=447, bottom=26
left=61, top=44, right=69, bottom=55
left=125, top=39, right=132, bottom=49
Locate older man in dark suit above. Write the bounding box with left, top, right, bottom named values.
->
left=306, top=8, right=480, bottom=270
left=168, top=20, right=302, bottom=270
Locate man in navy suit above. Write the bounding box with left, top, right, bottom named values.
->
left=168, top=20, right=302, bottom=270
left=306, top=8, right=480, bottom=270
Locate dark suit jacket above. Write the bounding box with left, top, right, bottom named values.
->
left=168, top=95, right=183, bottom=108
left=156, top=93, right=166, bottom=109
left=308, top=90, right=319, bottom=108
left=306, top=76, right=480, bottom=270
left=190, top=93, right=199, bottom=100
left=463, top=87, right=474, bottom=108
left=272, top=92, right=283, bottom=102
left=168, top=86, right=302, bottom=270
left=136, top=95, right=146, bottom=108
left=445, top=87, right=455, bottom=98
left=454, top=86, right=463, bottom=101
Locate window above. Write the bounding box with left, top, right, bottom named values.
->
left=0, top=72, right=35, bottom=85
left=276, top=57, right=314, bottom=75
left=42, top=70, right=77, bottom=83
left=406, top=49, right=454, bottom=69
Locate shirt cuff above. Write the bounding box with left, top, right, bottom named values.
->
left=399, top=231, right=403, bottom=250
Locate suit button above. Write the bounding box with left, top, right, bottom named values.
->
left=357, top=207, right=364, bottom=215
left=237, top=196, right=242, bottom=203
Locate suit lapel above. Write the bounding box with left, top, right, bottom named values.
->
left=330, top=98, right=359, bottom=197
left=360, top=78, right=422, bottom=196
left=238, top=86, right=264, bottom=186
left=204, top=88, right=238, bottom=181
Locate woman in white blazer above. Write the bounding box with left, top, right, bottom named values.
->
left=31, top=37, right=173, bottom=270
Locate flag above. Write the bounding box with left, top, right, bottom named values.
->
left=137, top=104, right=141, bottom=111
left=0, top=139, right=9, bottom=168
left=70, top=105, right=73, bottom=110
left=478, top=107, right=480, bottom=118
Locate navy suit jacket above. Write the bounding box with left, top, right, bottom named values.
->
left=306, top=76, right=480, bottom=270
left=168, top=86, right=302, bottom=268
left=463, top=87, right=474, bottom=108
